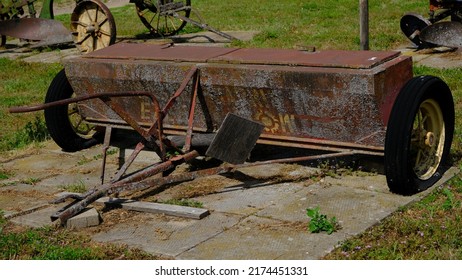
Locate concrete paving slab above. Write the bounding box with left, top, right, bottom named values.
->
left=92, top=212, right=242, bottom=257
left=176, top=215, right=342, bottom=260
left=9, top=205, right=60, bottom=228
left=197, top=181, right=306, bottom=216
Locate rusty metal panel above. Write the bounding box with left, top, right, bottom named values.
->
left=84, top=42, right=239, bottom=62
left=209, top=48, right=401, bottom=69
left=84, top=43, right=400, bottom=69
left=197, top=58, right=410, bottom=147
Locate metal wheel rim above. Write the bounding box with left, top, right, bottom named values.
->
left=68, top=97, right=97, bottom=139
left=70, top=0, right=116, bottom=53
left=135, top=0, right=191, bottom=37
left=410, top=98, right=445, bottom=180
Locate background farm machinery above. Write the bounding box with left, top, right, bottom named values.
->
left=401, top=0, right=462, bottom=48
left=0, top=0, right=234, bottom=52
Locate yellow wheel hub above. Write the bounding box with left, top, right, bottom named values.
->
left=410, top=99, right=445, bottom=180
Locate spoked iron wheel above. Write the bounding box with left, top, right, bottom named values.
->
left=68, top=100, right=97, bottom=139
left=135, top=0, right=191, bottom=37
left=385, top=76, right=454, bottom=195
left=70, top=0, right=116, bottom=53
left=45, top=69, right=100, bottom=152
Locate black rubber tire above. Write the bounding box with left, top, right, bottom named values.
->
left=44, top=69, right=99, bottom=152
left=1, top=15, right=6, bottom=47
left=385, top=75, right=454, bottom=195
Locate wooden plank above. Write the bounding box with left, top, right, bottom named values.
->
left=206, top=113, right=264, bottom=164
left=95, top=197, right=210, bottom=220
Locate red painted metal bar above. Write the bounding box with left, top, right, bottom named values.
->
left=109, top=150, right=356, bottom=196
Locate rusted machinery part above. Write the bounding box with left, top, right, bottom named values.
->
left=44, top=69, right=100, bottom=152
left=400, top=13, right=433, bottom=48
left=135, top=0, right=191, bottom=37
left=70, top=0, right=116, bottom=53
left=385, top=75, right=454, bottom=195
left=420, top=21, right=462, bottom=48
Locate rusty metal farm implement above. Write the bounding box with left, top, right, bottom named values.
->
left=401, top=0, right=462, bottom=48
left=10, top=43, right=455, bottom=225
left=0, top=0, right=233, bottom=52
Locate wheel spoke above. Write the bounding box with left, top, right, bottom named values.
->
left=415, top=149, right=422, bottom=166
left=84, top=7, right=93, bottom=22
left=76, top=33, right=92, bottom=44
left=95, top=6, right=100, bottom=23
left=97, top=17, right=108, bottom=27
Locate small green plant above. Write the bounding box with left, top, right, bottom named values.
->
left=306, top=206, right=339, bottom=235
left=442, top=188, right=461, bottom=211
left=93, top=148, right=118, bottom=161
left=5, top=116, right=50, bottom=150
left=20, top=177, right=40, bottom=185
left=0, top=169, right=12, bottom=180
left=59, top=181, right=87, bottom=193
left=160, top=198, right=203, bottom=208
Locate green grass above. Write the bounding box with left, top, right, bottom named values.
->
left=59, top=181, right=87, bottom=193
left=0, top=223, right=157, bottom=259
left=0, top=59, right=61, bottom=151
left=325, top=176, right=462, bottom=259
left=52, top=0, right=428, bottom=50
left=159, top=198, right=203, bottom=208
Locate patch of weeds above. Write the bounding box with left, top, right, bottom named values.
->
left=0, top=168, right=13, bottom=180
left=77, top=156, right=92, bottom=166
left=0, top=224, right=158, bottom=260
left=93, top=148, right=118, bottom=161
left=20, top=177, right=40, bottom=185
left=442, top=188, right=461, bottom=211
left=4, top=116, right=49, bottom=150
left=59, top=181, right=87, bottom=193
left=160, top=198, right=203, bottom=208
left=253, top=29, right=279, bottom=44
left=306, top=206, right=340, bottom=234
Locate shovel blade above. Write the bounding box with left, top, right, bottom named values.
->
left=206, top=113, right=264, bottom=165
left=0, top=18, right=72, bottom=43
left=420, top=21, right=462, bottom=48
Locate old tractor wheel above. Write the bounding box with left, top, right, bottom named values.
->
left=400, top=13, right=432, bottom=48
left=385, top=76, right=454, bottom=195
left=70, top=0, right=116, bottom=53
left=135, top=0, right=191, bottom=37
left=44, top=69, right=100, bottom=152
